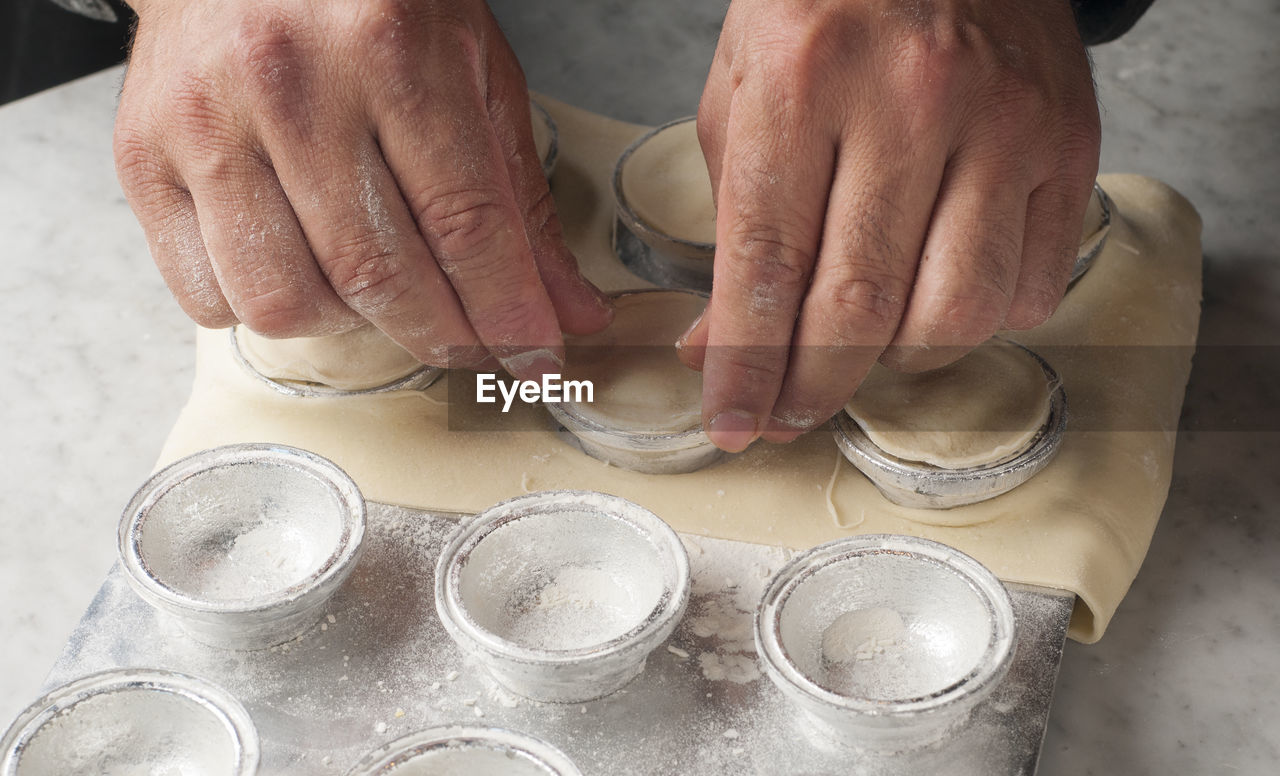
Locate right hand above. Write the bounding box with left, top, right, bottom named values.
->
left=115, top=0, right=612, bottom=376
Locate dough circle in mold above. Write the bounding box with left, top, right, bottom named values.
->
left=618, top=119, right=717, bottom=246
left=561, top=290, right=708, bottom=434
left=844, top=339, right=1054, bottom=469
left=235, top=325, right=423, bottom=391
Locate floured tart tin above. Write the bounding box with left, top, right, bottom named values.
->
left=118, top=443, right=367, bottom=650
left=435, top=490, right=690, bottom=703
left=548, top=289, right=722, bottom=475
left=756, top=535, right=1016, bottom=752
left=230, top=326, right=442, bottom=398
left=1, top=668, right=259, bottom=775
left=612, top=117, right=716, bottom=293
left=833, top=340, right=1068, bottom=509
left=1071, top=183, right=1114, bottom=285
left=346, top=725, right=581, bottom=776
left=531, top=98, right=559, bottom=179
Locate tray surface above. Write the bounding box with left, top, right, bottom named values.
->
left=43, top=502, right=1073, bottom=775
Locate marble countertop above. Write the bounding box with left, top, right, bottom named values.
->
left=1, top=0, right=1275, bottom=772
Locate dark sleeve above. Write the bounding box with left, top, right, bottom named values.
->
left=1071, top=0, right=1158, bottom=45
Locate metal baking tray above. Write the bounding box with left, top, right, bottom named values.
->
left=42, top=502, right=1074, bottom=775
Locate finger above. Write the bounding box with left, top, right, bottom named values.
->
left=264, top=122, right=487, bottom=370
left=214, top=23, right=483, bottom=368
left=113, top=135, right=236, bottom=327
left=181, top=149, right=364, bottom=338
left=881, top=156, right=1032, bottom=373
left=485, top=43, right=613, bottom=336
left=374, top=47, right=565, bottom=379
left=699, top=86, right=835, bottom=453
left=1004, top=176, right=1093, bottom=329
left=761, top=141, right=944, bottom=443
left=675, top=307, right=708, bottom=371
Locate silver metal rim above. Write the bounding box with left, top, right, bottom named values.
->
left=612, top=117, right=716, bottom=292
left=832, top=340, right=1067, bottom=507
left=228, top=327, right=442, bottom=398
left=1070, top=182, right=1114, bottom=284
left=531, top=98, right=560, bottom=179
left=118, top=443, right=367, bottom=615
left=0, top=668, right=260, bottom=776
left=612, top=216, right=714, bottom=294
left=436, top=490, right=691, bottom=666
left=550, top=288, right=710, bottom=448
left=612, top=117, right=715, bottom=254
left=755, top=534, right=1016, bottom=718
left=344, top=725, right=582, bottom=776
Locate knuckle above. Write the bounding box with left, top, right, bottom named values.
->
left=234, top=285, right=317, bottom=338
left=229, top=8, right=299, bottom=81
left=184, top=300, right=238, bottom=330
left=952, top=226, right=1022, bottom=299
left=886, top=33, right=965, bottom=134
left=985, top=68, right=1050, bottom=124
left=227, top=10, right=308, bottom=125
left=112, top=123, right=166, bottom=191
left=358, top=3, right=425, bottom=96
left=166, top=72, right=233, bottom=145
left=830, top=196, right=909, bottom=280
left=418, top=189, right=512, bottom=265
left=719, top=346, right=788, bottom=392
left=522, top=187, right=559, bottom=236
left=471, top=292, right=545, bottom=341
left=323, top=232, right=413, bottom=309
left=726, top=223, right=815, bottom=295
left=358, top=0, right=475, bottom=100
left=827, top=270, right=908, bottom=335
left=933, top=291, right=1007, bottom=344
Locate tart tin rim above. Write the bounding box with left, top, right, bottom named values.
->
left=436, top=490, right=691, bottom=667
left=344, top=724, right=582, bottom=776
left=531, top=98, right=560, bottom=179
left=549, top=288, right=710, bottom=446
left=831, top=339, right=1067, bottom=504
left=229, top=326, right=442, bottom=398
left=118, top=442, right=367, bottom=615
left=612, top=116, right=716, bottom=256
left=1071, top=183, right=1115, bottom=284
left=755, top=534, right=1016, bottom=718
left=0, top=667, right=259, bottom=776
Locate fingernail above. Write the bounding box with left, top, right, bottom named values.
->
left=706, top=410, right=760, bottom=453
left=501, top=347, right=563, bottom=379
left=676, top=309, right=706, bottom=349
left=765, top=417, right=809, bottom=444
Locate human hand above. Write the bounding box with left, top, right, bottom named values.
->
left=679, top=0, right=1100, bottom=451
left=115, top=0, right=612, bottom=376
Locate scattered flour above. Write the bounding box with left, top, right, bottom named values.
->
left=821, top=607, right=907, bottom=664
left=697, top=653, right=761, bottom=684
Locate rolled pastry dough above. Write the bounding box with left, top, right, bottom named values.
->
left=159, top=98, right=1202, bottom=644
left=563, top=291, right=707, bottom=433
left=844, top=340, right=1053, bottom=469
left=235, top=325, right=422, bottom=391
left=619, top=119, right=717, bottom=246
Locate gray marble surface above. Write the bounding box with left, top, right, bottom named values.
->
left=1, top=0, right=1276, bottom=772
